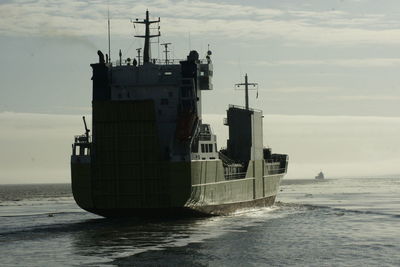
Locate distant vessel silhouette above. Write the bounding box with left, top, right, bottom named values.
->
left=315, top=171, right=325, bottom=180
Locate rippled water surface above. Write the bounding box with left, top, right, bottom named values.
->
left=0, top=177, right=399, bottom=266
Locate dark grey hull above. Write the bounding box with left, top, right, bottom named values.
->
left=71, top=158, right=285, bottom=218
left=78, top=195, right=277, bottom=218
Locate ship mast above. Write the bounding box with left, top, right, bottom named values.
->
left=136, top=48, right=142, bottom=65
left=161, top=42, right=171, bottom=64
left=235, top=74, right=258, bottom=110
left=133, top=10, right=160, bottom=63
left=107, top=6, right=111, bottom=62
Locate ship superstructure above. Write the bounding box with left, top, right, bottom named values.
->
left=71, top=11, right=288, bottom=217
left=315, top=171, right=325, bottom=180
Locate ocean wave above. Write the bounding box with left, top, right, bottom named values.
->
left=0, top=210, right=84, bottom=218
left=0, top=205, right=296, bottom=260
left=0, top=213, right=97, bottom=236
left=0, top=196, right=74, bottom=207
left=275, top=201, right=400, bottom=219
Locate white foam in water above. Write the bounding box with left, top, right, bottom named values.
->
left=109, top=205, right=297, bottom=260
left=109, top=217, right=229, bottom=259
left=232, top=205, right=279, bottom=216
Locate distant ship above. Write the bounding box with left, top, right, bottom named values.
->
left=70, top=11, right=288, bottom=218
left=315, top=171, right=325, bottom=180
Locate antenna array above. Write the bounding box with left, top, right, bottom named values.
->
left=235, top=74, right=259, bottom=110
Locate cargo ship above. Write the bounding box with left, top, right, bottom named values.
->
left=71, top=11, right=288, bottom=217
left=315, top=171, right=325, bottom=180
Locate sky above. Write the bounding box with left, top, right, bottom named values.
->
left=1, top=0, right=400, bottom=183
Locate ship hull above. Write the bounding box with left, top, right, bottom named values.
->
left=76, top=195, right=277, bottom=218
left=71, top=159, right=284, bottom=218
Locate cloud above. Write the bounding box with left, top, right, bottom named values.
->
left=2, top=0, right=400, bottom=46
left=330, top=95, right=400, bottom=101
left=257, top=58, right=400, bottom=67
left=268, top=86, right=338, bottom=93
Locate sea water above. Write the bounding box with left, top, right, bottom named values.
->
left=0, top=177, right=399, bottom=266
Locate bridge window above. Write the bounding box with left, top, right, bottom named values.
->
left=200, top=143, right=215, bottom=153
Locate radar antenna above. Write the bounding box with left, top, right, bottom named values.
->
left=235, top=74, right=258, bottom=110
left=107, top=3, right=111, bottom=63
left=136, top=48, right=142, bottom=65
left=133, top=10, right=160, bottom=64
left=161, top=43, right=171, bottom=64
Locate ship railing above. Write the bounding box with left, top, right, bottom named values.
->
left=224, top=167, right=287, bottom=180
left=218, top=151, right=236, bottom=165
left=264, top=159, right=281, bottom=164
left=265, top=167, right=287, bottom=175
left=224, top=172, right=247, bottom=180
left=199, top=134, right=211, bottom=141
left=72, top=134, right=91, bottom=156
left=228, top=104, right=262, bottom=113
left=153, top=58, right=210, bottom=65
left=153, top=59, right=183, bottom=65
left=110, top=58, right=210, bottom=67
left=110, top=59, right=183, bottom=66
left=74, top=134, right=91, bottom=144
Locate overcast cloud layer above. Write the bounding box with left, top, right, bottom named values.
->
left=2, top=0, right=400, bottom=45
left=2, top=0, right=400, bottom=116
left=1, top=1, right=400, bottom=183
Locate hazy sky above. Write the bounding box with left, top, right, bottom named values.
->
left=1, top=0, right=400, bottom=183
